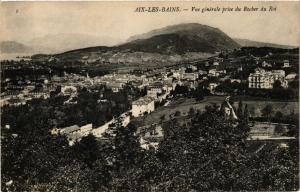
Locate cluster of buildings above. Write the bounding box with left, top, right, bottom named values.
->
left=247, top=59, right=298, bottom=89
left=1, top=77, right=54, bottom=107
left=47, top=64, right=207, bottom=143
left=2, top=57, right=297, bottom=109
left=261, top=60, right=291, bottom=69
left=94, top=73, right=149, bottom=92
left=248, top=68, right=288, bottom=89
left=0, top=72, right=94, bottom=107
left=3, top=56, right=298, bottom=149
left=208, top=68, right=226, bottom=77
left=131, top=65, right=203, bottom=117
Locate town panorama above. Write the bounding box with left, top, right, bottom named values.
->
left=1, top=3, right=299, bottom=191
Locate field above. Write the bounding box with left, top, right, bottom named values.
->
left=135, top=96, right=299, bottom=126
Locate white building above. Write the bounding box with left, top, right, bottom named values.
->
left=61, top=86, right=77, bottom=96
left=172, top=72, right=181, bottom=79
left=198, top=70, right=207, bottom=76
left=57, top=124, right=92, bottom=136
left=262, top=61, right=272, bottom=68
left=147, top=82, right=164, bottom=98
left=208, top=69, right=226, bottom=77
left=286, top=73, right=298, bottom=81
left=248, top=68, right=288, bottom=89
left=208, top=83, right=219, bottom=93
left=107, top=82, right=125, bottom=92
left=283, top=60, right=290, bottom=68
left=188, top=65, right=198, bottom=71
left=181, top=73, right=199, bottom=81
left=132, top=96, right=155, bottom=117
left=208, top=69, right=217, bottom=77
left=52, top=123, right=93, bottom=145
left=213, top=61, right=219, bottom=66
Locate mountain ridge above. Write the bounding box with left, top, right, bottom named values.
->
left=16, top=23, right=298, bottom=67
left=27, top=33, right=123, bottom=54
left=44, top=23, right=240, bottom=61
left=1, top=33, right=124, bottom=55
left=234, top=38, right=298, bottom=49
left=0, top=41, right=33, bottom=54
left=126, top=23, right=240, bottom=53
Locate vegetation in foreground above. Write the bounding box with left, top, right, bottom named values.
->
left=1, top=100, right=299, bottom=191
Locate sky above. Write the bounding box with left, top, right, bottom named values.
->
left=1, top=1, right=299, bottom=46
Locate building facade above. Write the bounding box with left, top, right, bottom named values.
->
left=248, top=68, right=288, bottom=89
left=147, top=82, right=164, bottom=98
left=132, top=96, right=155, bottom=117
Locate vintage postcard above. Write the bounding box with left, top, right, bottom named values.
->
left=1, top=1, right=299, bottom=191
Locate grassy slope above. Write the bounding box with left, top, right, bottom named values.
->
left=135, top=96, right=298, bottom=126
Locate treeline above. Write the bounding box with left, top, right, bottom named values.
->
left=247, top=86, right=298, bottom=100
left=234, top=47, right=299, bottom=57
left=1, top=60, right=110, bottom=81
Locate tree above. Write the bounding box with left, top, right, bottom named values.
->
left=194, top=89, right=204, bottom=101
left=261, top=105, right=273, bottom=122
left=237, top=100, right=243, bottom=119
left=273, top=80, right=282, bottom=89
left=160, top=115, right=166, bottom=123
left=173, top=85, right=189, bottom=96
left=274, top=124, right=285, bottom=136
left=288, top=80, right=299, bottom=89
left=157, top=105, right=298, bottom=191
left=47, top=160, right=91, bottom=192
left=174, top=111, right=181, bottom=117
left=188, top=107, right=195, bottom=116
left=102, top=118, right=146, bottom=191
left=243, top=104, right=250, bottom=125
left=185, top=68, right=193, bottom=73
left=72, top=134, right=100, bottom=167
left=274, top=111, right=283, bottom=121
left=286, top=124, right=298, bottom=138
left=111, top=119, right=142, bottom=170
left=158, top=106, right=249, bottom=191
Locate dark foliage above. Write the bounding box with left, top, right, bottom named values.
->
left=2, top=98, right=298, bottom=191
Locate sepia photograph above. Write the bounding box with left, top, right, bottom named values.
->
left=0, top=1, right=299, bottom=191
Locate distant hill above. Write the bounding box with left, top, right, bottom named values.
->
left=0, top=40, right=57, bottom=55
left=234, top=38, right=298, bottom=49
left=0, top=41, right=32, bottom=53
left=27, top=33, right=123, bottom=54
left=126, top=23, right=240, bottom=53
left=32, top=23, right=240, bottom=65
left=1, top=33, right=123, bottom=56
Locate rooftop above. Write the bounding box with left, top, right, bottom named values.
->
left=132, top=96, right=154, bottom=105
left=60, top=125, right=80, bottom=134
